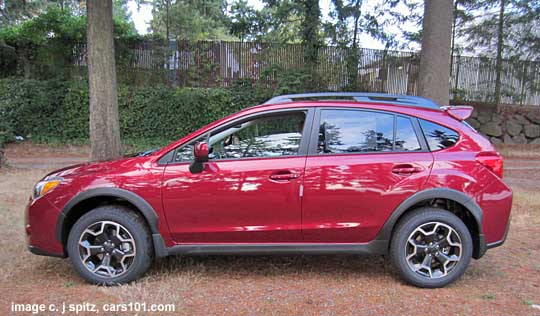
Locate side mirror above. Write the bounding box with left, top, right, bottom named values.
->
left=193, top=142, right=209, bottom=162
left=189, top=141, right=208, bottom=173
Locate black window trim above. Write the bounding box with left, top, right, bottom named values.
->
left=307, top=107, right=430, bottom=156
left=161, top=107, right=316, bottom=165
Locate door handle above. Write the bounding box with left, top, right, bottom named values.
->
left=269, top=172, right=301, bottom=181
left=392, top=164, right=423, bottom=175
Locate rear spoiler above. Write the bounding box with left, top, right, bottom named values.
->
left=441, top=106, right=474, bottom=121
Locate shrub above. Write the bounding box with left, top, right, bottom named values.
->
left=0, top=78, right=268, bottom=147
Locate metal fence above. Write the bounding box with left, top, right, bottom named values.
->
left=70, top=40, right=540, bottom=106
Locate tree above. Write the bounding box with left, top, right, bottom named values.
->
left=301, top=0, right=322, bottom=74
left=450, top=0, right=477, bottom=74
left=87, top=0, right=122, bottom=160
left=417, top=0, right=453, bottom=106
left=229, top=0, right=258, bottom=42
left=325, top=0, right=363, bottom=90
left=0, top=0, right=48, bottom=26
left=150, top=0, right=232, bottom=41
left=459, top=0, right=540, bottom=104
left=493, top=0, right=505, bottom=106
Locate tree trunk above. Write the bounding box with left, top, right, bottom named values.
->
left=494, top=0, right=505, bottom=106
left=450, top=0, right=458, bottom=77
left=346, top=0, right=362, bottom=90
left=0, top=146, right=4, bottom=167
left=301, top=0, right=321, bottom=90
left=418, top=0, right=453, bottom=106
left=87, top=0, right=122, bottom=161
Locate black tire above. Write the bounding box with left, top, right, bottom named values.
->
left=67, top=205, right=153, bottom=285
left=390, top=207, right=473, bottom=288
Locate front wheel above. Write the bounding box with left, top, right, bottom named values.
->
left=67, top=205, right=153, bottom=285
left=390, top=208, right=473, bottom=288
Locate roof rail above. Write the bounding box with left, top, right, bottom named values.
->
left=263, top=92, right=441, bottom=109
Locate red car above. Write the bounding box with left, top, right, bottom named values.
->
left=25, top=93, right=512, bottom=287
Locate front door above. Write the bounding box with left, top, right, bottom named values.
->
left=162, top=110, right=311, bottom=243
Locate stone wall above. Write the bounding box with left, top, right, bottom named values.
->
left=465, top=105, right=540, bottom=145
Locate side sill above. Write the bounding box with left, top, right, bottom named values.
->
left=164, top=240, right=388, bottom=257
left=28, top=246, right=66, bottom=258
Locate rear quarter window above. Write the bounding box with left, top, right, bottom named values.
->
left=419, top=119, right=459, bottom=151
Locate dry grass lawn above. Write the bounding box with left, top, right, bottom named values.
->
left=0, top=144, right=539, bottom=315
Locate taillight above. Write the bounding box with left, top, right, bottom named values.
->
left=475, top=151, right=503, bottom=178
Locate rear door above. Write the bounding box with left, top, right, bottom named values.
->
left=301, top=108, right=434, bottom=243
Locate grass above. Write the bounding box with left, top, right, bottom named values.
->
left=8, top=137, right=174, bottom=156
left=2, top=145, right=540, bottom=315
left=495, top=144, right=540, bottom=158
left=483, top=293, right=497, bottom=300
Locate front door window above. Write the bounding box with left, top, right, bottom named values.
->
left=174, top=112, right=306, bottom=162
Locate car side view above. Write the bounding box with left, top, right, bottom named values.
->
left=25, top=92, right=512, bottom=288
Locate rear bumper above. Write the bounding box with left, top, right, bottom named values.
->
left=475, top=216, right=510, bottom=259
left=474, top=234, right=487, bottom=259
left=487, top=215, right=510, bottom=249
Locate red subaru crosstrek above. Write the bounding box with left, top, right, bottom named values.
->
left=25, top=93, right=512, bottom=287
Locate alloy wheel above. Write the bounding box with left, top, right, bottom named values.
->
left=78, top=221, right=136, bottom=278
left=405, top=221, right=462, bottom=279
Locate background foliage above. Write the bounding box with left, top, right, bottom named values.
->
left=1, top=0, right=539, bottom=152
left=0, top=78, right=274, bottom=148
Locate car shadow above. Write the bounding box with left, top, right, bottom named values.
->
left=149, top=254, right=396, bottom=279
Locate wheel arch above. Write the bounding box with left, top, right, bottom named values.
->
left=376, top=188, right=486, bottom=259
left=56, top=188, right=161, bottom=254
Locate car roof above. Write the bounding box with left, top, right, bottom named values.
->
left=239, top=100, right=444, bottom=119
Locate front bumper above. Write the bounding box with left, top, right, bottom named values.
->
left=28, top=245, right=66, bottom=258
left=25, top=196, right=66, bottom=258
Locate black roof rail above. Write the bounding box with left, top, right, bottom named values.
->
left=263, top=92, right=441, bottom=109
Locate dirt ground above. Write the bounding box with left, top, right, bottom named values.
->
left=1, top=142, right=539, bottom=316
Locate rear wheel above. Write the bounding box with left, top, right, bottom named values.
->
left=390, top=207, right=472, bottom=288
left=67, top=205, right=153, bottom=285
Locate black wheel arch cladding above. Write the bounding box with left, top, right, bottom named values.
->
left=56, top=187, right=160, bottom=244
left=375, top=188, right=483, bottom=242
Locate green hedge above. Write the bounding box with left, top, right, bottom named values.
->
left=0, top=78, right=269, bottom=147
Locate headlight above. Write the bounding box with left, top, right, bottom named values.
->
left=33, top=178, right=63, bottom=200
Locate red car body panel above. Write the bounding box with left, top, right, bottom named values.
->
left=302, top=152, right=434, bottom=242
left=162, top=157, right=305, bottom=242
left=25, top=100, right=513, bottom=257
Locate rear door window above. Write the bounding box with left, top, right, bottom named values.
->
left=318, top=110, right=394, bottom=153
left=419, top=119, right=459, bottom=151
